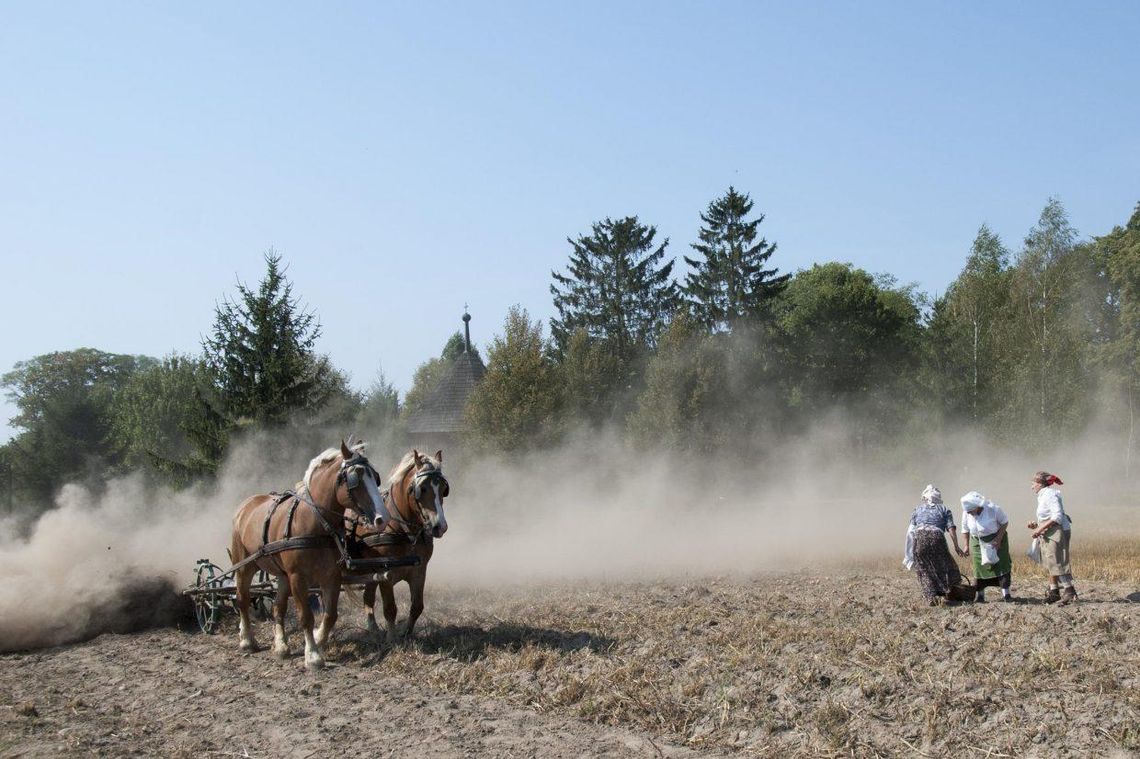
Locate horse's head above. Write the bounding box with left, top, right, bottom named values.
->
left=332, top=440, right=390, bottom=528
left=393, top=449, right=449, bottom=539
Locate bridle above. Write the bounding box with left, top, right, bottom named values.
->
left=411, top=466, right=449, bottom=501
left=383, top=463, right=449, bottom=544
left=335, top=453, right=385, bottom=528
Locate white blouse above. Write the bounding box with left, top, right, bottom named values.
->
left=1036, top=486, right=1071, bottom=530
left=961, top=503, right=1009, bottom=537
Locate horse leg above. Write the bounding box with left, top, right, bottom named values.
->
left=272, top=575, right=290, bottom=659
left=314, top=575, right=340, bottom=648
left=363, top=583, right=382, bottom=639
left=289, top=573, right=324, bottom=670
left=404, top=572, right=426, bottom=639
left=378, top=581, right=398, bottom=645
left=235, top=564, right=258, bottom=652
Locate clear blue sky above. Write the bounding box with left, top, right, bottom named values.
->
left=2, top=2, right=1138, bottom=441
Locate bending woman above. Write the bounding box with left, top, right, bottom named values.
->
left=908, top=485, right=966, bottom=605
left=960, top=491, right=1013, bottom=602
left=1028, top=471, right=1077, bottom=605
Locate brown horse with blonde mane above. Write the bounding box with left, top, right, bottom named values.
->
left=355, top=449, right=449, bottom=644
left=230, top=440, right=388, bottom=669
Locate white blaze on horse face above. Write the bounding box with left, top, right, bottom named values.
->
left=432, top=482, right=448, bottom=536
left=364, top=472, right=389, bottom=526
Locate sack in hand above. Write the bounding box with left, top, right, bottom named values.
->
left=980, top=540, right=999, bottom=566
left=1026, top=537, right=1043, bottom=565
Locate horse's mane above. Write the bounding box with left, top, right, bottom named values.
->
left=386, top=450, right=440, bottom=490
left=300, top=442, right=366, bottom=490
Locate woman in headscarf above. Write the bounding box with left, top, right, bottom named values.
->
left=960, top=491, right=1013, bottom=602
left=907, top=485, right=966, bottom=605
left=1028, top=471, right=1077, bottom=605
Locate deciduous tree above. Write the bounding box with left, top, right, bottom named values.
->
left=465, top=306, right=561, bottom=451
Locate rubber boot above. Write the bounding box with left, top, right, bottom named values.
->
left=1059, top=586, right=1078, bottom=606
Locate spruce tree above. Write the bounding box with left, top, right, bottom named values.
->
left=202, top=251, right=323, bottom=426
left=683, top=187, right=788, bottom=331
left=550, top=216, right=679, bottom=359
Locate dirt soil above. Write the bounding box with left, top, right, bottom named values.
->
left=2, top=571, right=1139, bottom=758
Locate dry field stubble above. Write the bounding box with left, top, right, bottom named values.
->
left=349, top=534, right=1140, bottom=756
left=2, top=534, right=1139, bottom=757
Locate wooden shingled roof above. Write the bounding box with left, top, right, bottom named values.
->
left=405, top=352, right=486, bottom=434
left=405, top=312, right=486, bottom=435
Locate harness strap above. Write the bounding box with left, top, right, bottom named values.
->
left=293, top=486, right=352, bottom=566
left=285, top=497, right=302, bottom=539
left=362, top=531, right=428, bottom=547
left=260, top=535, right=336, bottom=556
left=224, top=534, right=337, bottom=577
left=262, top=491, right=294, bottom=547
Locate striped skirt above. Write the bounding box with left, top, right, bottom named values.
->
left=913, top=529, right=962, bottom=600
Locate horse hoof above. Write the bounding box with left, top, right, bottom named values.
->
left=305, top=657, right=325, bottom=671
left=273, top=646, right=289, bottom=660
left=238, top=640, right=258, bottom=653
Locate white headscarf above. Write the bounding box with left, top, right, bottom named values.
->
left=960, top=490, right=987, bottom=511
left=921, top=484, right=943, bottom=506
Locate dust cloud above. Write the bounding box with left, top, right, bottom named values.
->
left=432, top=421, right=1136, bottom=585
left=0, top=439, right=298, bottom=652
left=0, top=421, right=1134, bottom=651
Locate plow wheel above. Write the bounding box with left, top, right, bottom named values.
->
left=193, top=560, right=225, bottom=635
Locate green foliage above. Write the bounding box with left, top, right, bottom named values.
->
left=627, top=315, right=733, bottom=451
left=0, top=444, right=13, bottom=514
left=556, top=329, right=631, bottom=429
left=303, top=357, right=362, bottom=427
left=402, top=357, right=447, bottom=420
left=551, top=216, right=680, bottom=360
left=1100, top=204, right=1140, bottom=466
left=925, top=225, right=1014, bottom=426
left=201, top=250, right=324, bottom=426
left=357, top=369, right=400, bottom=433
left=442, top=331, right=481, bottom=362
left=465, top=306, right=561, bottom=451
left=1003, top=199, right=1092, bottom=443
left=7, top=194, right=1140, bottom=497
left=774, top=262, right=923, bottom=410
left=2, top=348, right=152, bottom=502
left=110, top=354, right=217, bottom=484
left=683, top=187, right=789, bottom=331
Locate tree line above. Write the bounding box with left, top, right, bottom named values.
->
left=3, top=191, right=1139, bottom=515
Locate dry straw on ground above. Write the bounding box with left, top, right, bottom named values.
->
left=3, top=539, right=1138, bottom=757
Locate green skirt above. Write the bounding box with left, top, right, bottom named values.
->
left=971, top=532, right=1012, bottom=579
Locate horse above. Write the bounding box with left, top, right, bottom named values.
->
left=229, top=440, right=388, bottom=669
left=354, top=449, right=449, bottom=645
